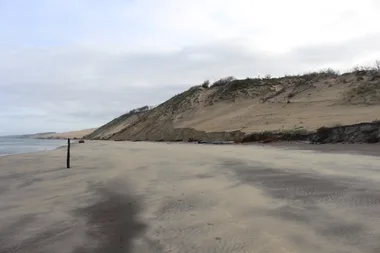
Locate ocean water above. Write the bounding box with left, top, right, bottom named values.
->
left=0, top=137, right=67, bottom=156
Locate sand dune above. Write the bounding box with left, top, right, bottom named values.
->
left=86, top=70, right=380, bottom=141
left=36, top=128, right=96, bottom=139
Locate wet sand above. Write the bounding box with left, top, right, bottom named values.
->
left=1, top=141, right=380, bottom=253
left=263, top=142, right=380, bottom=157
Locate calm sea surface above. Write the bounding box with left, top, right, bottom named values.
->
left=0, top=137, right=67, bottom=156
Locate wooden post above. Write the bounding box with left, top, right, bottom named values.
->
left=67, top=138, right=71, bottom=168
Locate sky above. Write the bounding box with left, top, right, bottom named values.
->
left=1, top=0, right=380, bottom=135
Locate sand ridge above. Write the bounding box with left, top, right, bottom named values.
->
left=86, top=70, right=380, bottom=141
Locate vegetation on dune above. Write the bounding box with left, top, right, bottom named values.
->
left=156, top=85, right=203, bottom=113
left=340, top=63, right=380, bottom=104
left=206, top=76, right=271, bottom=104
left=205, top=61, right=380, bottom=105
left=84, top=105, right=152, bottom=139
left=201, top=80, right=210, bottom=88
left=343, top=84, right=380, bottom=104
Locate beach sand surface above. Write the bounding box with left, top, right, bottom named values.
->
left=1, top=141, right=380, bottom=253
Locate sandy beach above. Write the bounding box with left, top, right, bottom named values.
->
left=1, top=141, right=380, bottom=253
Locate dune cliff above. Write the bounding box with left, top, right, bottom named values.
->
left=85, top=69, right=380, bottom=143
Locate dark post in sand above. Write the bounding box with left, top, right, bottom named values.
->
left=67, top=138, right=71, bottom=168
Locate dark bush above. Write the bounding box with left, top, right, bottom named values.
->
left=211, top=76, right=236, bottom=87
left=201, top=80, right=210, bottom=88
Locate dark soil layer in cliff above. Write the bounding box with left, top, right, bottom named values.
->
left=242, top=121, right=380, bottom=144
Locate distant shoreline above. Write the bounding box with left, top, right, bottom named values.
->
left=0, top=138, right=68, bottom=157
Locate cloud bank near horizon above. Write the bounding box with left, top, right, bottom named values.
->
left=1, top=0, right=380, bottom=135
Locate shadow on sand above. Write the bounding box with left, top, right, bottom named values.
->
left=72, top=181, right=147, bottom=253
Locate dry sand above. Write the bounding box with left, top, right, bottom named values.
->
left=1, top=141, right=380, bottom=253
left=174, top=75, right=380, bottom=133
left=176, top=100, right=380, bottom=133
left=45, top=129, right=97, bottom=139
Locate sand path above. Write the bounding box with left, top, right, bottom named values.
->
left=1, top=141, right=380, bottom=253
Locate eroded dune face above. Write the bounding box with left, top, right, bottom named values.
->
left=1, top=141, right=380, bottom=253
left=85, top=70, right=380, bottom=141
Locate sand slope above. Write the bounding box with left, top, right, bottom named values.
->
left=86, top=70, right=380, bottom=141
left=36, top=128, right=96, bottom=139
left=1, top=141, right=380, bottom=252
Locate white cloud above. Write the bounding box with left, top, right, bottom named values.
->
left=71, top=0, right=380, bottom=52
left=1, top=0, right=380, bottom=134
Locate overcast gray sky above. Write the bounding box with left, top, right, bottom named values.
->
left=1, top=0, right=380, bottom=135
